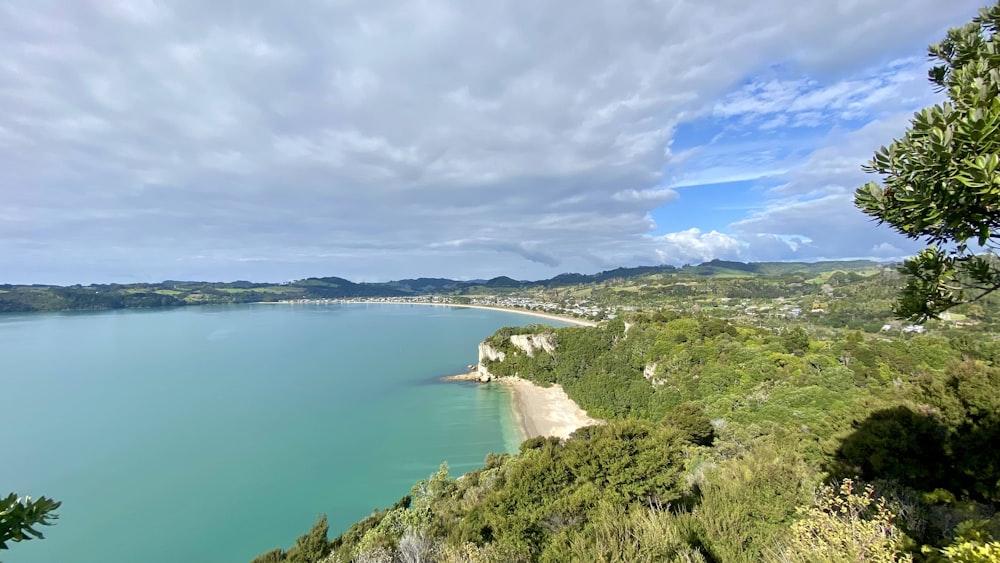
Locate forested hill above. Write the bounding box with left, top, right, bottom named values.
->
left=254, top=307, right=1000, bottom=562
left=0, top=259, right=881, bottom=313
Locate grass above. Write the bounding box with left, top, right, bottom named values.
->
left=216, top=287, right=299, bottom=294
left=611, top=286, right=642, bottom=293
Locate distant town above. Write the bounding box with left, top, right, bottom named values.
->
left=273, top=295, right=617, bottom=321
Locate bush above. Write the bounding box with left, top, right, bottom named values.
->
left=778, top=479, right=911, bottom=563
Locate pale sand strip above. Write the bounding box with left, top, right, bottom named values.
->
left=420, top=303, right=597, bottom=328
left=269, top=299, right=597, bottom=327
left=499, top=377, right=603, bottom=441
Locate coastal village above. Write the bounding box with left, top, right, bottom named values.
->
left=273, top=284, right=955, bottom=335
left=275, top=294, right=615, bottom=321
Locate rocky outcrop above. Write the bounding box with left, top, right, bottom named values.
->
left=643, top=361, right=658, bottom=380
left=474, top=333, right=557, bottom=382
left=441, top=371, right=484, bottom=382
left=476, top=342, right=506, bottom=382
left=642, top=361, right=667, bottom=386
left=478, top=341, right=506, bottom=363
left=509, top=333, right=556, bottom=357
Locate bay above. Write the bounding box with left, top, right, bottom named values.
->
left=0, top=303, right=567, bottom=562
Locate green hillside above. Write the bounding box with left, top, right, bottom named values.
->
left=0, top=260, right=888, bottom=314
left=253, top=299, right=1000, bottom=562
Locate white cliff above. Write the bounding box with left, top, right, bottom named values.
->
left=509, top=333, right=557, bottom=357
left=476, top=341, right=506, bottom=382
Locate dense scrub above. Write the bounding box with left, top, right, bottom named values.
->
left=254, top=311, right=1000, bottom=562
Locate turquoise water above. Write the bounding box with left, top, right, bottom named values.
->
left=1, top=303, right=566, bottom=562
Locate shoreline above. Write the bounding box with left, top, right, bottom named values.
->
left=259, top=299, right=597, bottom=328
left=439, top=373, right=603, bottom=442
left=363, top=303, right=599, bottom=440
left=409, top=302, right=597, bottom=327
left=499, top=377, right=602, bottom=441
left=288, top=298, right=601, bottom=444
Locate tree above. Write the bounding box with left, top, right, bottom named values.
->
left=0, top=493, right=61, bottom=550
left=661, top=403, right=715, bottom=446
left=782, top=326, right=810, bottom=355
left=854, top=2, right=1000, bottom=321
left=253, top=515, right=331, bottom=563
left=285, top=515, right=330, bottom=563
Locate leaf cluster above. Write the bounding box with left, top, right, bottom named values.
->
left=0, top=493, right=61, bottom=550
left=855, top=2, right=1000, bottom=320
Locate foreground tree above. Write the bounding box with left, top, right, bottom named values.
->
left=0, top=493, right=61, bottom=550
left=854, top=2, right=1000, bottom=321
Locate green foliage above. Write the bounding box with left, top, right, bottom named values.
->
left=694, top=443, right=814, bottom=562
left=917, top=359, right=1000, bottom=501
left=783, top=326, right=811, bottom=355
left=662, top=403, right=716, bottom=446
left=285, top=515, right=330, bottom=563
left=832, top=358, right=1000, bottom=503
left=306, top=421, right=690, bottom=562
left=939, top=541, right=1000, bottom=562
left=249, top=549, right=285, bottom=563
left=256, top=296, right=1000, bottom=562
left=930, top=519, right=1000, bottom=562
left=854, top=2, right=1000, bottom=321
left=254, top=515, right=330, bottom=563
left=0, top=493, right=60, bottom=550
left=833, top=406, right=950, bottom=491
left=778, top=479, right=912, bottom=562
left=559, top=503, right=707, bottom=563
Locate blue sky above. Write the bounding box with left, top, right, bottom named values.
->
left=0, top=0, right=987, bottom=284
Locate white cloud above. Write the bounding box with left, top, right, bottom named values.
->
left=0, top=0, right=984, bottom=283
left=730, top=193, right=924, bottom=262
left=612, top=188, right=678, bottom=204
left=650, top=229, right=745, bottom=265
left=768, top=112, right=918, bottom=197
left=712, top=57, right=937, bottom=128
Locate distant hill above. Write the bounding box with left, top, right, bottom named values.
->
left=594, top=265, right=678, bottom=281
left=686, top=259, right=884, bottom=277
left=484, top=276, right=523, bottom=288
left=384, top=278, right=466, bottom=294
left=0, top=259, right=890, bottom=313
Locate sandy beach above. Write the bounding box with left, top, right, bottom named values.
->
left=501, top=377, right=603, bottom=440
left=269, top=299, right=597, bottom=327
left=424, top=303, right=596, bottom=327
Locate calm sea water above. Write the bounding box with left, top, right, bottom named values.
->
left=1, top=303, right=565, bottom=563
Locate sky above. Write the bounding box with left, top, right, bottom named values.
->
left=0, top=0, right=987, bottom=284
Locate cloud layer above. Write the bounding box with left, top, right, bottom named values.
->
left=0, top=0, right=983, bottom=283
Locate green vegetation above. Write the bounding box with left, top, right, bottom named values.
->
left=0, top=260, right=884, bottom=314
left=244, top=9, right=1000, bottom=556
left=8, top=4, right=1000, bottom=561
left=0, top=278, right=390, bottom=313
left=248, top=24, right=1000, bottom=543
left=1, top=493, right=60, bottom=551
left=855, top=2, right=1000, bottom=321
left=780, top=479, right=912, bottom=562
left=254, top=307, right=1000, bottom=561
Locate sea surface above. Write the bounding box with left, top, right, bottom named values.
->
left=1, top=303, right=566, bottom=562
